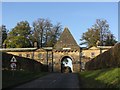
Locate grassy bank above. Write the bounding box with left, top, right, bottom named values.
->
left=79, top=68, right=120, bottom=88
left=2, top=70, right=48, bottom=88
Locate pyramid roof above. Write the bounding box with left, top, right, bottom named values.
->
left=54, top=27, right=80, bottom=51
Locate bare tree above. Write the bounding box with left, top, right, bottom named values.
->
left=33, top=18, right=46, bottom=48
left=44, top=19, right=53, bottom=46
left=47, top=22, right=62, bottom=47
left=33, top=18, right=62, bottom=48
left=94, top=19, right=109, bottom=46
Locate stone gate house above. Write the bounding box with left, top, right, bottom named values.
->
left=1, top=27, right=111, bottom=72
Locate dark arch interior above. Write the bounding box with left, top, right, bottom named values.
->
left=61, top=56, right=72, bottom=73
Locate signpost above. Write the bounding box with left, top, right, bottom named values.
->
left=10, top=56, right=17, bottom=77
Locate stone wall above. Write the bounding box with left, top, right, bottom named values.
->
left=2, top=52, right=48, bottom=72
left=6, top=49, right=53, bottom=65
left=85, top=43, right=120, bottom=70
left=81, top=47, right=109, bottom=59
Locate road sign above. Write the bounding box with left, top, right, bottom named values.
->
left=10, top=56, right=17, bottom=62
left=10, top=62, right=16, bottom=69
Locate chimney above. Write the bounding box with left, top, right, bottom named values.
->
left=34, top=42, right=38, bottom=48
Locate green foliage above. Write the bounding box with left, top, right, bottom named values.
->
left=4, top=36, right=31, bottom=48
left=80, top=28, right=100, bottom=47
left=105, top=34, right=117, bottom=46
left=79, top=68, right=120, bottom=88
left=2, top=18, right=62, bottom=48
left=80, top=19, right=117, bottom=47
left=4, top=21, right=33, bottom=48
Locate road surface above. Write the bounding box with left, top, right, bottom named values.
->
left=13, top=73, right=80, bottom=89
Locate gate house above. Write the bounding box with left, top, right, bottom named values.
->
left=53, top=27, right=80, bottom=72
left=1, top=27, right=111, bottom=72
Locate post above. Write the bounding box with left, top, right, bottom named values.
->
left=32, top=51, right=34, bottom=59
left=12, top=69, right=15, bottom=77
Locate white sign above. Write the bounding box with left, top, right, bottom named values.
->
left=10, top=62, right=17, bottom=69
left=10, top=56, right=17, bottom=62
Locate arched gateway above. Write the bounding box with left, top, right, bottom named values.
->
left=61, top=56, right=73, bottom=73
left=53, top=27, right=81, bottom=72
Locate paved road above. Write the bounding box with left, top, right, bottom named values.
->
left=13, top=73, right=80, bottom=89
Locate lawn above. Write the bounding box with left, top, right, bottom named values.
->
left=2, top=70, right=48, bottom=88
left=79, top=68, right=120, bottom=88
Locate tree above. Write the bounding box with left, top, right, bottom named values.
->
left=44, top=19, right=53, bottom=46
left=80, top=28, right=100, bottom=47
left=47, top=23, right=62, bottom=47
left=4, top=21, right=33, bottom=48
left=33, top=18, right=46, bottom=48
left=105, top=33, right=117, bottom=46
left=80, top=19, right=117, bottom=47
left=94, top=19, right=110, bottom=46
left=0, top=25, right=8, bottom=48
left=33, top=18, right=62, bottom=47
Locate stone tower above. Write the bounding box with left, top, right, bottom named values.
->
left=53, top=27, right=80, bottom=72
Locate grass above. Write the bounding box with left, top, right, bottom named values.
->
left=79, top=68, right=120, bottom=88
left=2, top=70, right=48, bottom=88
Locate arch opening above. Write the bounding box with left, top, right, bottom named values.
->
left=61, top=56, right=73, bottom=73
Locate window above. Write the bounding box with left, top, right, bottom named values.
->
left=91, top=52, right=95, bottom=58
left=48, top=54, right=52, bottom=58
left=19, top=54, right=22, bottom=57
left=26, top=54, right=30, bottom=58
left=38, top=53, right=43, bottom=59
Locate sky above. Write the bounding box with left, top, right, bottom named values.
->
left=2, top=2, right=118, bottom=46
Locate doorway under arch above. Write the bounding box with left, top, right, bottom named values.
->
left=61, top=56, right=73, bottom=73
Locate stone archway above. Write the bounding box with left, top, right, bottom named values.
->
left=61, top=56, right=73, bottom=73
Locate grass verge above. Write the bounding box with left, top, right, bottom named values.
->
left=79, top=68, right=120, bottom=88
left=2, top=70, right=48, bottom=88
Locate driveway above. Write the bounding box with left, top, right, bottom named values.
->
left=13, top=73, right=80, bottom=89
